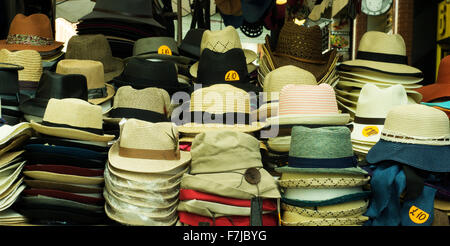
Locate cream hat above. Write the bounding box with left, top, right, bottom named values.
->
left=0, top=49, right=42, bottom=88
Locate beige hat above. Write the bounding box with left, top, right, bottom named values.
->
left=281, top=199, right=369, bottom=219
left=278, top=172, right=370, bottom=188
left=337, top=75, right=423, bottom=89
left=0, top=122, right=33, bottom=147
left=0, top=151, right=24, bottom=169
left=281, top=211, right=369, bottom=226
left=23, top=170, right=104, bottom=185
left=0, top=49, right=42, bottom=87
left=108, top=119, right=191, bottom=173
left=30, top=98, right=115, bottom=142
left=55, top=59, right=115, bottom=105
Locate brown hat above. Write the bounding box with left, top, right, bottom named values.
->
left=0, top=13, right=63, bottom=52
left=216, top=0, right=242, bottom=15
left=65, top=34, right=124, bottom=82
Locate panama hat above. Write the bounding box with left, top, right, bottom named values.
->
left=366, top=104, right=450, bottom=172
left=177, top=84, right=266, bottom=134
left=109, top=119, right=191, bottom=173
left=0, top=49, right=42, bottom=90
left=415, top=55, right=450, bottom=102
left=337, top=71, right=423, bottom=86
left=30, top=98, right=115, bottom=142
left=339, top=31, right=423, bottom=77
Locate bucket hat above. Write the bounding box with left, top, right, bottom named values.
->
left=366, top=104, right=450, bottom=172
left=415, top=55, right=450, bottom=102
left=128, top=37, right=194, bottom=65
left=65, top=34, right=124, bottom=82
left=0, top=49, right=43, bottom=91
left=30, top=98, right=115, bottom=142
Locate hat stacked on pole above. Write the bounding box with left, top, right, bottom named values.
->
left=105, top=119, right=191, bottom=226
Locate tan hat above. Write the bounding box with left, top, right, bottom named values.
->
left=30, top=98, right=115, bottom=142
left=0, top=49, right=42, bottom=89
left=108, top=119, right=191, bottom=174
left=56, top=59, right=115, bottom=105
left=281, top=211, right=369, bottom=226
left=281, top=199, right=369, bottom=219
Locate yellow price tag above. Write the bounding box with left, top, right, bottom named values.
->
left=409, top=205, right=429, bottom=224
left=157, top=45, right=172, bottom=56
left=362, top=126, right=379, bottom=137
left=225, top=70, right=240, bottom=81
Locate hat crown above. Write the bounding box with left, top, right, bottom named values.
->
left=436, top=55, right=450, bottom=85
left=355, top=84, right=408, bottom=118
left=197, top=48, right=248, bottom=84
left=93, top=0, right=155, bottom=17
left=289, top=126, right=354, bottom=159
left=113, top=86, right=169, bottom=115
left=278, top=84, right=339, bottom=116
left=0, top=49, right=42, bottom=82
left=133, top=37, right=179, bottom=56
left=381, top=104, right=450, bottom=145
left=200, top=26, right=243, bottom=54
left=119, top=120, right=179, bottom=151
left=34, top=70, right=88, bottom=100
left=56, top=59, right=105, bottom=90
left=65, top=34, right=114, bottom=70
left=121, top=58, right=179, bottom=86
left=358, top=31, right=406, bottom=56
left=190, top=84, right=251, bottom=114
left=7, top=13, right=54, bottom=40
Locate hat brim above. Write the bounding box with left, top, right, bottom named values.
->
left=29, top=121, right=115, bottom=142
left=0, top=122, right=33, bottom=146
left=415, top=83, right=450, bottom=103
left=88, top=83, right=116, bottom=105
left=23, top=170, right=104, bottom=185
left=281, top=212, right=368, bottom=226
left=338, top=69, right=423, bottom=84
left=0, top=40, right=64, bottom=53
left=281, top=190, right=371, bottom=207
left=127, top=53, right=195, bottom=65
left=80, top=11, right=166, bottom=29
left=256, top=102, right=278, bottom=121
left=351, top=122, right=383, bottom=144
left=189, top=58, right=258, bottom=78
left=108, top=141, right=191, bottom=174
left=275, top=166, right=369, bottom=176
left=366, top=139, right=450, bottom=172
left=281, top=199, right=369, bottom=219
left=339, top=60, right=423, bottom=78
left=104, top=57, right=124, bottom=82
left=177, top=122, right=267, bottom=134
left=265, top=113, right=351, bottom=127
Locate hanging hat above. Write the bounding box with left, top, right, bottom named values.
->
left=30, top=98, right=115, bottom=142
left=177, top=84, right=265, bottom=134
left=108, top=119, right=191, bottom=174
left=129, top=37, right=194, bottom=65
left=55, top=59, right=115, bottom=105
left=189, top=26, right=257, bottom=78
left=178, top=28, right=207, bottom=59
left=19, top=70, right=88, bottom=119
left=268, top=21, right=337, bottom=82
left=65, top=34, right=124, bottom=82
left=0, top=49, right=43, bottom=91
left=0, top=13, right=63, bottom=53
left=104, top=86, right=170, bottom=123
left=415, top=55, right=450, bottom=102
left=339, top=31, right=423, bottom=77
left=366, top=104, right=450, bottom=172
left=241, top=0, right=274, bottom=23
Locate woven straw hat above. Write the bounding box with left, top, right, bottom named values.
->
left=338, top=70, right=423, bottom=85
left=0, top=122, right=33, bottom=147
left=0, top=13, right=63, bottom=52
left=281, top=211, right=368, bottom=226
left=56, top=59, right=115, bottom=105
left=109, top=119, right=191, bottom=174
left=340, top=31, right=422, bottom=77
left=65, top=34, right=124, bottom=82
left=281, top=199, right=368, bottom=219
left=177, top=84, right=266, bottom=134
left=104, top=86, right=170, bottom=123
left=30, top=98, right=115, bottom=142
left=0, top=49, right=42, bottom=84
left=189, top=26, right=257, bottom=78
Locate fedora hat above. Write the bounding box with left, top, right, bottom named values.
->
left=105, top=86, right=170, bottom=123
left=178, top=28, right=207, bottom=59
left=351, top=84, right=408, bottom=144
left=30, top=98, right=115, bottom=142
left=176, top=84, right=265, bottom=134
left=65, top=34, right=124, bottom=82
left=0, top=49, right=43, bottom=91
left=338, top=70, right=424, bottom=85
left=189, top=26, right=257, bottom=78
left=415, top=55, right=450, bottom=102
left=339, top=31, right=423, bottom=77
left=0, top=13, right=63, bottom=53
left=0, top=62, right=23, bottom=96
left=19, top=70, right=88, bottom=118
left=267, top=21, right=337, bottom=82
left=108, top=119, right=191, bottom=173
left=366, top=104, right=450, bottom=172
left=55, top=59, right=115, bottom=105
left=129, top=37, right=194, bottom=65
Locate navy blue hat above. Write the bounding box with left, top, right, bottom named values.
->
left=241, top=0, right=273, bottom=23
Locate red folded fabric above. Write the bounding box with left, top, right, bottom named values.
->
left=179, top=143, right=191, bottom=151
left=22, top=188, right=105, bottom=205
left=179, top=189, right=277, bottom=211
left=178, top=211, right=279, bottom=226
left=25, top=164, right=104, bottom=177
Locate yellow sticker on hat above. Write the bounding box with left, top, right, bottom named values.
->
left=157, top=45, right=172, bottom=56
left=409, top=205, right=429, bottom=224
left=362, top=126, right=379, bottom=137
left=225, top=70, right=240, bottom=81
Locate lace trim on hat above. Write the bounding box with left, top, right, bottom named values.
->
left=281, top=201, right=368, bottom=218
left=380, top=130, right=450, bottom=146
left=6, top=34, right=54, bottom=46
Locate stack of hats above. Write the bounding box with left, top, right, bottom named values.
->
left=104, top=119, right=190, bottom=226
left=416, top=55, right=450, bottom=118
left=350, top=83, right=409, bottom=158
left=365, top=104, right=450, bottom=226
left=15, top=98, right=115, bottom=225
left=0, top=62, right=24, bottom=125
left=276, top=126, right=371, bottom=226
left=177, top=130, right=280, bottom=226
left=76, top=0, right=172, bottom=58
left=336, top=31, right=424, bottom=119
left=178, top=28, right=207, bottom=60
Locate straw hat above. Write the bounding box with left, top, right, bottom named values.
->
left=0, top=49, right=42, bottom=86
left=281, top=199, right=368, bottom=219
left=55, top=59, right=115, bottom=105
left=366, top=104, right=450, bottom=172
left=189, top=26, right=257, bottom=78
left=108, top=119, right=191, bottom=173
left=338, top=70, right=424, bottom=85
left=0, top=13, right=63, bottom=52
left=177, top=84, right=266, bottom=134
left=281, top=212, right=368, bottom=226
left=30, top=98, right=115, bottom=142
left=65, top=34, right=124, bottom=82
left=340, top=31, right=423, bottom=77
left=0, top=122, right=33, bottom=147
left=415, top=55, right=450, bottom=102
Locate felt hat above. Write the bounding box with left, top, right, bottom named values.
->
left=241, top=0, right=274, bottom=23
left=178, top=28, right=207, bottom=59
left=366, top=104, right=450, bottom=172
left=0, top=49, right=43, bottom=91
left=30, top=98, right=115, bottom=142
left=129, top=37, right=194, bottom=65
left=108, top=119, right=191, bottom=173
left=65, top=34, right=124, bottom=82
left=0, top=62, right=23, bottom=96
left=339, top=31, right=423, bottom=77
left=0, top=13, right=63, bottom=53
left=415, top=55, right=450, bottom=102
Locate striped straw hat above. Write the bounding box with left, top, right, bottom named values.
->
left=0, top=49, right=42, bottom=91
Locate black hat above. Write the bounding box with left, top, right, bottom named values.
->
left=179, top=28, right=207, bottom=59
left=0, top=62, right=24, bottom=125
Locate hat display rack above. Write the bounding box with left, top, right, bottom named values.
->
left=0, top=0, right=448, bottom=230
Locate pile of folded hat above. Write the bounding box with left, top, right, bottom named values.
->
left=364, top=104, right=450, bottom=226
left=76, top=0, right=174, bottom=59
left=104, top=119, right=190, bottom=226
left=335, top=31, right=424, bottom=119
left=14, top=98, right=115, bottom=225
left=177, top=130, right=280, bottom=226
left=277, top=125, right=371, bottom=226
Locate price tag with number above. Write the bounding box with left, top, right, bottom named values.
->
left=409, top=205, right=430, bottom=224
left=158, top=45, right=172, bottom=56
